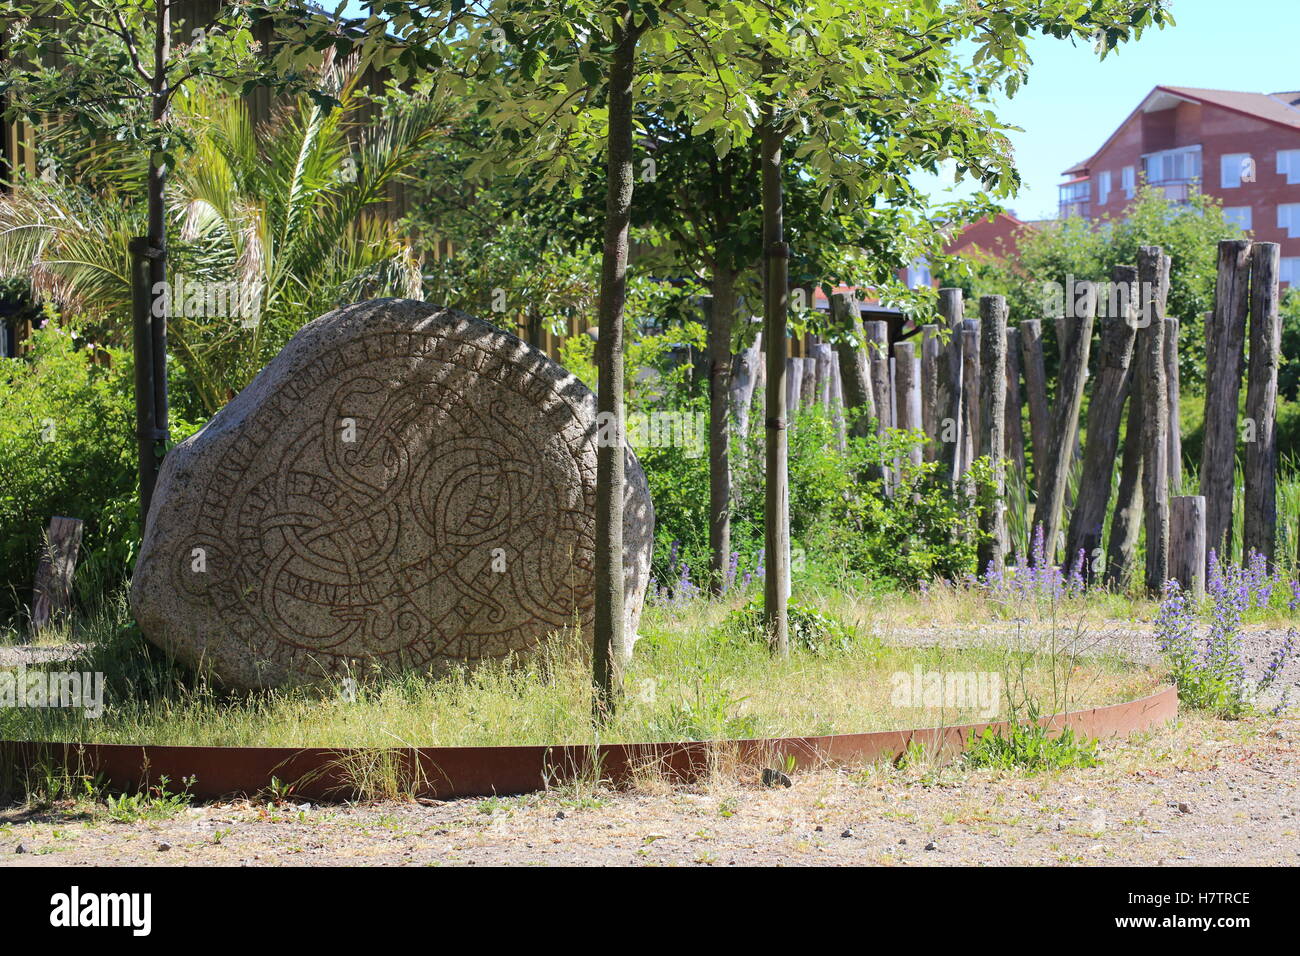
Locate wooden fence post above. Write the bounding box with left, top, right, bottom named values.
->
left=830, top=292, right=875, bottom=439
left=1067, top=266, right=1139, bottom=586
left=1169, top=496, right=1207, bottom=601
left=921, top=324, right=939, bottom=462
left=1139, top=246, right=1171, bottom=595
left=936, top=289, right=965, bottom=483
left=1004, top=327, right=1026, bottom=477
left=960, top=319, right=981, bottom=480
left=785, top=355, right=803, bottom=412
left=894, top=341, right=923, bottom=467
left=1200, top=239, right=1253, bottom=566
left=31, top=516, right=85, bottom=630
left=1164, top=316, right=1182, bottom=489
left=1038, top=285, right=1096, bottom=567
left=865, top=320, right=893, bottom=488
left=977, top=297, right=1008, bottom=574
left=811, top=342, right=834, bottom=409
left=1019, top=318, right=1051, bottom=500
left=1244, top=241, right=1282, bottom=566
left=800, top=355, right=817, bottom=408
left=730, top=332, right=762, bottom=439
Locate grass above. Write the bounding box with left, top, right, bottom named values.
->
left=0, top=585, right=1161, bottom=750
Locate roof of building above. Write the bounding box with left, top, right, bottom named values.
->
left=1061, top=85, right=1300, bottom=177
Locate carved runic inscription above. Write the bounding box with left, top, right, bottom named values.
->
left=177, top=325, right=597, bottom=678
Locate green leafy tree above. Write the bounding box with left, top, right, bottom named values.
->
left=0, top=68, right=446, bottom=416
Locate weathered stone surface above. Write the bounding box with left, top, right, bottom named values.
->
left=131, top=299, right=654, bottom=689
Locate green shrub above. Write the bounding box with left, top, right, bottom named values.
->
left=725, top=595, right=859, bottom=654
left=0, top=326, right=195, bottom=619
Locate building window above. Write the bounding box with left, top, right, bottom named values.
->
left=1059, top=179, right=1091, bottom=217
left=1142, top=146, right=1202, bottom=200
left=1223, top=206, right=1252, bottom=231
left=1279, top=203, right=1300, bottom=239
left=1281, top=257, right=1300, bottom=287
left=1220, top=153, right=1254, bottom=188
left=1277, top=149, right=1300, bottom=185
left=1097, top=170, right=1111, bottom=205
left=1121, top=165, right=1136, bottom=198
left=906, top=258, right=932, bottom=289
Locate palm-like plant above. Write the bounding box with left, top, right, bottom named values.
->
left=0, top=62, right=450, bottom=415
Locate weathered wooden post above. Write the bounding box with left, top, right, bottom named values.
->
left=1067, top=266, right=1139, bottom=585
left=1200, top=239, right=1253, bottom=566
left=800, top=354, right=817, bottom=408
left=960, top=319, right=981, bottom=480
left=1244, top=242, right=1281, bottom=566
left=1019, top=318, right=1051, bottom=499
left=936, top=289, right=965, bottom=483
left=977, top=296, right=1008, bottom=574
left=1169, top=495, right=1207, bottom=601
left=921, top=324, right=940, bottom=462
left=730, top=332, right=763, bottom=439
left=1038, top=284, right=1096, bottom=567
left=830, top=292, right=876, bottom=439
left=894, top=341, right=923, bottom=467
left=1107, top=263, right=1153, bottom=590
left=1139, top=247, right=1171, bottom=595
left=829, top=354, right=846, bottom=450
left=785, top=355, right=802, bottom=412
left=811, top=342, right=835, bottom=409
left=1164, top=317, right=1182, bottom=489
left=865, top=320, right=893, bottom=488
left=1004, top=326, right=1026, bottom=477
left=31, top=516, right=85, bottom=630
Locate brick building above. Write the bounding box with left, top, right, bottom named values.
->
left=1059, top=85, right=1300, bottom=284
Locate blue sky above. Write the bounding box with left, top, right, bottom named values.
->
left=914, top=0, right=1300, bottom=220
left=341, top=0, right=1297, bottom=220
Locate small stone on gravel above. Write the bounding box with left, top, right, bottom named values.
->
left=761, top=768, right=793, bottom=788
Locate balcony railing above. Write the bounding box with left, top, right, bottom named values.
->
left=1058, top=200, right=1091, bottom=219
left=1148, top=178, right=1197, bottom=202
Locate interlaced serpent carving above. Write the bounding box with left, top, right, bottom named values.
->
left=177, top=327, right=597, bottom=677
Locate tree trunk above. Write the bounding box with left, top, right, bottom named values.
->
left=1067, top=266, right=1138, bottom=586
left=135, top=0, right=172, bottom=530
left=1201, top=239, right=1253, bottom=566
left=707, top=269, right=737, bottom=594
left=592, top=11, right=639, bottom=721
left=1244, top=242, right=1281, bottom=566
left=760, top=55, right=789, bottom=657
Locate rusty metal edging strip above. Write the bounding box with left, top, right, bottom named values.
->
left=1, top=686, right=1178, bottom=802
